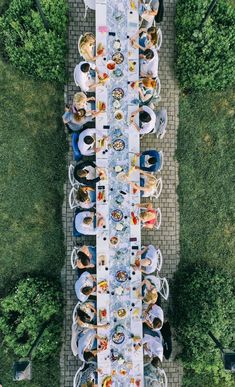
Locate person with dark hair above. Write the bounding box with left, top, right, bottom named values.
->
left=75, top=245, right=96, bottom=270
left=74, top=161, right=106, bottom=187
left=77, top=128, right=96, bottom=156
left=133, top=245, right=162, bottom=274
left=75, top=186, right=96, bottom=209
left=143, top=328, right=164, bottom=362
left=74, top=61, right=100, bottom=92
left=134, top=149, right=162, bottom=172
left=130, top=27, right=159, bottom=53
left=130, top=105, right=156, bottom=134
left=76, top=303, right=109, bottom=329
left=142, top=303, right=164, bottom=331
left=77, top=329, right=108, bottom=362
left=75, top=271, right=96, bottom=302
left=140, top=48, right=159, bottom=78
left=62, top=107, right=93, bottom=132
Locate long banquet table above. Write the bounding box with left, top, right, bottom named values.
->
left=95, top=0, right=144, bottom=385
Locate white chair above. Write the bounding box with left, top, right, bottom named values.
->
left=71, top=323, right=80, bottom=356
left=68, top=164, right=76, bottom=186
left=83, top=0, right=96, bottom=19
left=69, top=186, right=80, bottom=209
left=77, top=35, right=83, bottom=57
left=158, top=150, right=164, bottom=172
left=145, top=367, right=168, bottom=387
left=156, top=28, right=163, bottom=51
left=145, top=274, right=169, bottom=300
left=72, top=301, right=82, bottom=324
left=155, top=76, right=161, bottom=97
left=141, top=245, right=163, bottom=272
left=73, top=364, right=85, bottom=387
left=150, top=177, right=163, bottom=199
left=71, top=246, right=79, bottom=269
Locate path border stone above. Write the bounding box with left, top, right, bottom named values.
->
left=60, top=1, right=183, bottom=386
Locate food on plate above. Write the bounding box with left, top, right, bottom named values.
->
left=131, top=211, right=139, bottom=225
left=115, top=286, right=124, bottom=295
left=112, top=52, right=124, bottom=64
left=98, top=280, right=108, bottom=292
left=98, top=190, right=104, bottom=201
left=98, top=73, right=109, bottom=84
left=133, top=308, right=140, bottom=317
left=113, top=39, right=121, bottom=50
left=112, top=87, right=124, bottom=100
left=114, top=110, right=124, bottom=121
left=112, top=331, right=125, bottom=344
left=113, top=99, right=121, bottom=109
left=115, top=270, right=128, bottom=282
left=98, top=101, right=106, bottom=111
left=97, top=42, right=105, bottom=55
left=107, top=60, right=116, bottom=70
left=113, top=68, right=123, bottom=78
left=111, top=209, right=123, bottom=222
left=102, top=376, right=112, bottom=387
left=117, top=308, right=127, bottom=319
left=112, top=139, right=125, bottom=151
left=110, top=236, right=119, bottom=245
left=129, top=61, right=136, bottom=72
left=120, top=369, right=127, bottom=376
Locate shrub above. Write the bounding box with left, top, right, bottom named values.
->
left=176, top=0, right=235, bottom=91
left=0, top=277, right=63, bottom=359
left=172, top=262, right=235, bottom=386
left=0, top=0, right=67, bottom=82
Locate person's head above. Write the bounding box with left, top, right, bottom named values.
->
left=83, top=216, right=93, bottom=226
left=152, top=317, right=162, bottom=330
left=144, top=288, right=158, bottom=304
left=77, top=251, right=90, bottom=266
left=142, top=257, right=151, bottom=267
left=84, top=135, right=95, bottom=145
left=82, top=286, right=93, bottom=296
left=81, top=63, right=90, bottom=73
left=142, top=78, right=156, bottom=89
left=83, top=32, right=95, bottom=46
left=151, top=356, right=162, bottom=369
left=147, top=176, right=156, bottom=187
left=144, top=354, right=152, bottom=364
left=148, top=156, right=157, bottom=165
left=76, top=307, right=91, bottom=323
left=143, top=49, right=154, bottom=60
left=76, top=169, right=88, bottom=178
left=74, top=109, right=86, bottom=122
left=83, top=351, right=95, bottom=362
left=73, top=92, right=87, bottom=109
left=76, top=187, right=89, bottom=203
left=147, top=27, right=157, bottom=45
left=139, top=111, right=151, bottom=123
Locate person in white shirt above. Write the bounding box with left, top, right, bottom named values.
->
left=74, top=61, right=99, bottom=92
left=77, top=128, right=96, bottom=156
left=75, top=271, right=96, bottom=302
left=139, top=0, right=159, bottom=29
left=130, top=105, right=156, bottom=135
left=140, top=49, right=159, bottom=78
left=143, top=330, right=164, bottom=362
left=74, top=210, right=105, bottom=235
left=133, top=245, right=161, bottom=274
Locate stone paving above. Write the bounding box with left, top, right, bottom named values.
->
left=60, top=0, right=183, bottom=386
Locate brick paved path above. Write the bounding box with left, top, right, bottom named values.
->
left=60, top=0, right=183, bottom=386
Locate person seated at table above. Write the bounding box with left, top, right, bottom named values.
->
left=78, top=363, right=98, bottom=387
left=77, top=329, right=108, bottom=362
left=130, top=106, right=156, bottom=135
left=76, top=302, right=109, bottom=330
left=133, top=245, right=160, bottom=274
left=129, top=170, right=158, bottom=197
left=140, top=49, right=159, bottom=79
left=73, top=92, right=96, bottom=112
left=139, top=278, right=159, bottom=304
left=139, top=0, right=159, bottom=29
left=74, top=210, right=105, bottom=235
left=131, top=78, right=159, bottom=107
left=74, top=61, right=100, bottom=92
left=77, top=128, right=97, bottom=156
left=74, top=161, right=106, bottom=187
left=75, top=245, right=96, bottom=270
left=143, top=327, right=164, bottom=363
left=78, top=32, right=105, bottom=62
left=142, top=304, right=164, bottom=331
left=63, top=107, right=93, bottom=132
left=136, top=202, right=158, bottom=229
left=130, top=27, right=158, bottom=53
left=75, top=271, right=96, bottom=302
left=75, top=186, right=96, bottom=209
left=135, top=149, right=162, bottom=172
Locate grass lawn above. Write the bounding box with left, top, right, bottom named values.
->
left=176, top=89, right=235, bottom=386
left=0, top=57, right=67, bottom=386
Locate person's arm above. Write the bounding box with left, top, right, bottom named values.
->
left=140, top=170, right=154, bottom=178
left=135, top=202, right=153, bottom=209
left=86, top=186, right=95, bottom=192
left=87, top=96, right=96, bottom=102
left=131, top=121, right=141, bottom=132
left=81, top=245, right=90, bottom=256
left=143, top=223, right=154, bottom=229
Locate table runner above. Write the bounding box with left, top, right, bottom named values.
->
left=95, top=0, right=144, bottom=385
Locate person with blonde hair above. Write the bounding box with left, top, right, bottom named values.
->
left=128, top=169, right=159, bottom=197
left=73, top=92, right=95, bottom=112
left=78, top=32, right=105, bottom=62
left=135, top=202, right=159, bottom=229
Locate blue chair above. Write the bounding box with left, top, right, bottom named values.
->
left=72, top=133, right=82, bottom=162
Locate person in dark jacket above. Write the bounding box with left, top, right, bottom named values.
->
left=74, top=161, right=106, bottom=187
